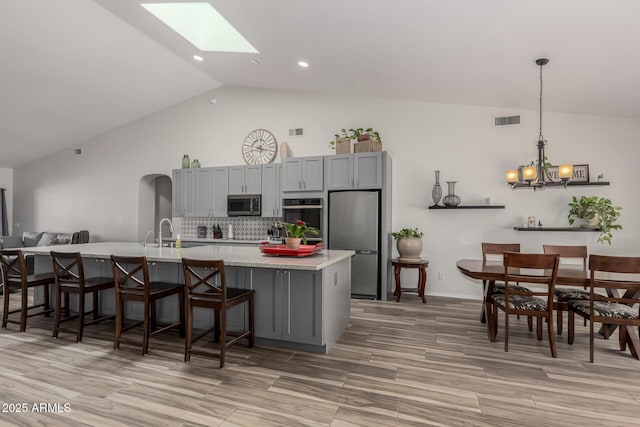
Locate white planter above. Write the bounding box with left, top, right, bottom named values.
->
left=396, top=237, right=423, bottom=261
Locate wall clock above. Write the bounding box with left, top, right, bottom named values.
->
left=242, top=129, right=277, bottom=165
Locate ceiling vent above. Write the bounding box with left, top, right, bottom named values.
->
left=288, top=128, right=303, bottom=137
left=494, top=115, right=520, bottom=126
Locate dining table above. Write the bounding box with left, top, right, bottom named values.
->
left=456, top=258, right=640, bottom=360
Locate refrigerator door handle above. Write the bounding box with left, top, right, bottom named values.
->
left=356, top=250, right=378, bottom=255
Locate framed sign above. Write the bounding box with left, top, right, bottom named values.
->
left=547, top=164, right=589, bottom=183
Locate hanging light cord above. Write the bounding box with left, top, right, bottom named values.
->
left=539, top=62, right=544, bottom=141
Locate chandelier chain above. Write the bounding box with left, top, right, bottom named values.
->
left=539, top=62, right=544, bottom=140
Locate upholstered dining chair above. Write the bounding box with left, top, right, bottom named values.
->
left=50, top=251, right=115, bottom=342
left=567, top=254, right=640, bottom=363
left=487, top=252, right=560, bottom=357
left=481, top=243, right=532, bottom=330
left=182, top=258, right=254, bottom=368
left=111, top=255, right=185, bottom=355
left=1, top=249, right=55, bottom=331
left=542, top=244, right=589, bottom=336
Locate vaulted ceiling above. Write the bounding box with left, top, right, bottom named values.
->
left=2, top=0, right=639, bottom=168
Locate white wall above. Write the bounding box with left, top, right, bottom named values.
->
left=0, top=167, right=13, bottom=233
left=13, top=86, right=640, bottom=299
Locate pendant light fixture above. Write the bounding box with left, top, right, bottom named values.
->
left=506, top=58, right=573, bottom=190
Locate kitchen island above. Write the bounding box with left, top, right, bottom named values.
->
left=23, top=242, right=354, bottom=353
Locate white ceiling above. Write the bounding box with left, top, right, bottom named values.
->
left=2, top=0, right=639, bottom=168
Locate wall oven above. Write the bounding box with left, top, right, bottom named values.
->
left=227, top=194, right=261, bottom=216
left=282, top=198, right=323, bottom=242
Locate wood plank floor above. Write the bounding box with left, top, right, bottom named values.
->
left=1, top=293, right=640, bottom=426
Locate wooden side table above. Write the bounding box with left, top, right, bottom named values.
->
left=392, top=258, right=428, bottom=303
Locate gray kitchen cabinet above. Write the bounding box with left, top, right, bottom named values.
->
left=262, top=163, right=282, bottom=217
left=211, top=166, right=229, bottom=216
left=325, top=152, right=382, bottom=190
left=172, top=169, right=195, bottom=217
left=229, top=165, right=262, bottom=194
left=194, top=168, right=213, bottom=217
left=282, top=156, right=324, bottom=191
left=248, top=268, right=322, bottom=345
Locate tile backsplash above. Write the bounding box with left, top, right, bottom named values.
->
left=179, top=217, right=280, bottom=240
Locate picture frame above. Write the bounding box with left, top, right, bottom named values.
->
left=547, top=164, right=589, bottom=183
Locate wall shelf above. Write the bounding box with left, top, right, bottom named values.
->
left=513, top=226, right=600, bottom=232
left=510, top=181, right=610, bottom=189
left=429, top=205, right=505, bottom=210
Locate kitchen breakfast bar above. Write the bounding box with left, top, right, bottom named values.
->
left=23, top=242, right=355, bottom=353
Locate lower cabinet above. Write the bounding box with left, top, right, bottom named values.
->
left=250, top=268, right=322, bottom=345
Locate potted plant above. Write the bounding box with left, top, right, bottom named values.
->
left=391, top=227, right=424, bottom=260
left=568, top=195, right=622, bottom=244
left=328, top=128, right=382, bottom=153
left=280, top=220, right=319, bottom=249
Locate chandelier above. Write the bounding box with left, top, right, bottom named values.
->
left=506, top=58, right=573, bottom=190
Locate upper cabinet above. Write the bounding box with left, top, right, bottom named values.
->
left=262, top=163, right=282, bottom=217
left=282, top=156, right=324, bottom=192
left=325, top=152, right=382, bottom=190
left=211, top=167, right=229, bottom=217
left=172, top=169, right=195, bottom=217
left=229, top=165, right=262, bottom=195
left=193, top=168, right=213, bottom=217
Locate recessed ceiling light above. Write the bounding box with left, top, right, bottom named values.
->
left=141, top=2, right=258, bottom=53
left=193, top=55, right=203, bottom=62
left=298, top=61, right=309, bottom=68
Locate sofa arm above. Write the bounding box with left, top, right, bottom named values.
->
left=0, top=235, right=24, bottom=249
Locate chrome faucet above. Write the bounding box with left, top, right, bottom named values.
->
left=158, top=218, right=174, bottom=247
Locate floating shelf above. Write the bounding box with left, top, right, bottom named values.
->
left=510, top=181, right=610, bottom=189
left=429, top=205, right=505, bottom=210
left=513, top=227, right=600, bottom=232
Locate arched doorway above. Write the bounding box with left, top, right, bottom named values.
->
left=138, top=174, right=172, bottom=242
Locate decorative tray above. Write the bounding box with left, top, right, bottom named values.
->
left=259, top=243, right=323, bottom=257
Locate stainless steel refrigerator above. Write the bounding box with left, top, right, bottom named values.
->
left=328, top=190, right=380, bottom=298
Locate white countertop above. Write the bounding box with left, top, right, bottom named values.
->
left=164, top=238, right=282, bottom=244
left=22, top=242, right=354, bottom=271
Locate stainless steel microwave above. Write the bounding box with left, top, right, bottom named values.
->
left=227, top=194, right=261, bottom=216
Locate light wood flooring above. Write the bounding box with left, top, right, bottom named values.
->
left=1, top=292, right=640, bottom=426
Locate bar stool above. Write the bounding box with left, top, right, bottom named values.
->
left=50, top=251, right=115, bottom=342
left=111, top=255, right=185, bottom=355
left=182, top=258, right=254, bottom=368
left=1, top=249, right=55, bottom=331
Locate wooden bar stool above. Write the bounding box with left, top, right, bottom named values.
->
left=50, top=251, right=115, bottom=342
left=1, top=249, right=55, bottom=331
left=111, top=255, right=185, bottom=355
left=182, top=258, right=254, bottom=368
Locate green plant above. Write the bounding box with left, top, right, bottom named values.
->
left=391, top=227, right=424, bottom=239
left=568, top=195, right=622, bottom=244
left=279, top=220, right=319, bottom=244
left=329, top=127, right=381, bottom=149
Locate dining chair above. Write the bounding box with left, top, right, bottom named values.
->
left=567, top=254, right=640, bottom=363
left=182, top=258, right=254, bottom=368
left=542, top=244, right=589, bottom=336
left=481, top=243, right=532, bottom=330
left=1, top=249, right=55, bottom=331
left=111, top=255, right=185, bottom=355
left=50, top=251, right=115, bottom=342
left=487, top=252, right=560, bottom=357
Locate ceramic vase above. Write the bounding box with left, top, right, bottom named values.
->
left=397, top=237, right=423, bottom=261
left=431, top=170, right=442, bottom=206
left=285, top=237, right=302, bottom=250
left=182, top=154, right=190, bottom=169
left=443, top=181, right=461, bottom=207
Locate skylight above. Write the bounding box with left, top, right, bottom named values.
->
left=141, top=2, right=258, bottom=53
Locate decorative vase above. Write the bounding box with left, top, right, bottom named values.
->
left=582, top=212, right=600, bottom=229
left=442, top=181, right=461, bottom=207
left=191, top=159, right=201, bottom=168
left=285, top=237, right=302, bottom=250
left=182, top=154, right=190, bottom=169
left=397, top=237, right=423, bottom=261
left=280, top=142, right=290, bottom=160
left=431, top=170, right=442, bottom=206
left=335, top=137, right=351, bottom=154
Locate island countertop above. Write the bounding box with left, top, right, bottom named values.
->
left=21, top=242, right=355, bottom=271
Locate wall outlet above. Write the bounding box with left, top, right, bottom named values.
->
left=438, top=272, right=445, bottom=280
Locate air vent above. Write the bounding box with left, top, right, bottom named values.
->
left=494, top=115, right=520, bottom=126
left=289, top=128, right=303, bottom=137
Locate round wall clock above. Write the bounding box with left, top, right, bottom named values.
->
left=242, top=129, right=277, bottom=165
